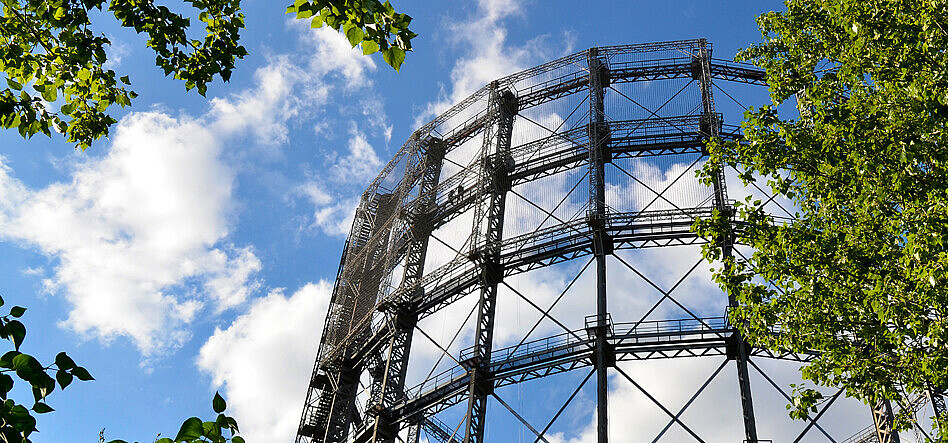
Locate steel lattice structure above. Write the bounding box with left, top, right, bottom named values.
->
left=296, top=39, right=947, bottom=443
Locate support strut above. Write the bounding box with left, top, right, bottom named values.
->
left=462, top=82, right=518, bottom=443
left=695, top=38, right=759, bottom=443
left=587, top=47, right=613, bottom=443
left=366, top=138, right=447, bottom=443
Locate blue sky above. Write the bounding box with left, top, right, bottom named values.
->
left=0, top=1, right=896, bottom=442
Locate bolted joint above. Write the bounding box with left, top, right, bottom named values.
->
left=478, top=259, right=504, bottom=286
left=310, top=371, right=332, bottom=391
left=423, top=136, right=447, bottom=161
left=588, top=121, right=613, bottom=163
left=500, top=90, right=519, bottom=117
left=590, top=343, right=617, bottom=368
left=690, top=57, right=704, bottom=80
left=726, top=333, right=752, bottom=360
left=698, top=113, right=723, bottom=139
left=394, top=308, right=419, bottom=330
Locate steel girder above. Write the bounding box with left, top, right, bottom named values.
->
left=392, top=318, right=818, bottom=420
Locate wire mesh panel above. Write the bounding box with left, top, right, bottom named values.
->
left=295, top=39, right=907, bottom=443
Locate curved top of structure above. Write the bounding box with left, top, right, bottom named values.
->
left=316, top=39, right=766, bottom=365
left=296, top=38, right=854, bottom=443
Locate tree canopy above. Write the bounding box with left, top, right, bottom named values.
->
left=0, top=0, right=415, bottom=150
left=698, top=0, right=948, bottom=432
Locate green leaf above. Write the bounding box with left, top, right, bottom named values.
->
left=362, top=40, right=379, bottom=56
left=382, top=47, right=405, bottom=71
left=232, top=437, right=245, bottom=443
left=345, top=25, right=365, bottom=48
left=70, top=366, right=94, bottom=381
left=32, top=402, right=53, bottom=413
left=7, top=320, right=25, bottom=350
left=212, top=391, right=226, bottom=413
left=174, top=417, right=204, bottom=441
left=55, top=369, right=73, bottom=390
left=9, top=306, right=25, bottom=318
left=0, top=350, right=20, bottom=368
left=54, top=352, right=76, bottom=370
left=0, top=373, right=13, bottom=399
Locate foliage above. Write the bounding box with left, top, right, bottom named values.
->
left=697, top=0, right=948, bottom=433
left=0, top=295, right=94, bottom=442
left=0, top=0, right=415, bottom=150
left=105, top=392, right=245, bottom=443
left=286, top=0, right=416, bottom=71
left=0, top=0, right=247, bottom=149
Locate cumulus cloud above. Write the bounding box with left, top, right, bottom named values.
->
left=0, top=18, right=371, bottom=355
left=415, top=0, right=574, bottom=125
left=0, top=109, right=263, bottom=354
left=198, top=282, right=333, bottom=443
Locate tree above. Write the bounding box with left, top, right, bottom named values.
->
left=287, top=0, right=416, bottom=72
left=104, top=392, right=246, bottom=443
left=0, top=0, right=415, bottom=150
left=697, top=0, right=948, bottom=433
left=0, top=295, right=94, bottom=442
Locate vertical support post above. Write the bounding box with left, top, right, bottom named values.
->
left=368, top=138, right=447, bottom=443
left=462, top=82, right=518, bottom=443
left=929, top=386, right=947, bottom=438
left=299, top=193, right=383, bottom=442
left=871, top=398, right=901, bottom=443
left=587, top=47, right=612, bottom=443
left=326, top=193, right=398, bottom=442
left=694, top=38, right=758, bottom=442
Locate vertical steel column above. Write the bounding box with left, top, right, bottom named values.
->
left=368, top=138, right=447, bottom=443
left=587, top=47, right=612, bottom=443
left=299, top=194, right=382, bottom=442
left=929, top=386, right=947, bottom=437
left=694, top=38, right=759, bottom=442
left=326, top=193, right=398, bottom=443
left=871, top=398, right=901, bottom=443
left=463, top=83, right=518, bottom=443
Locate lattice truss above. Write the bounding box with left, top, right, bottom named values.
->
left=295, top=39, right=947, bottom=443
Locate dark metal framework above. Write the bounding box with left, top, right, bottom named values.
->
left=296, top=39, right=946, bottom=443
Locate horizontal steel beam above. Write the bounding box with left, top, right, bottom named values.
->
left=394, top=317, right=815, bottom=418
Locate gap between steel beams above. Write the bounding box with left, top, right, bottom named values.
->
left=519, top=95, right=589, bottom=164
left=518, top=112, right=591, bottom=150
left=420, top=301, right=479, bottom=394
left=491, top=392, right=552, bottom=443
left=511, top=170, right=590, bottom=256
left=622, top=80, right=696, bottom=136
left=792, top=389, right=842, bottom=443
left=532, top=369, right=595, bottom=443
left=501, top=280, right=589, bottom=345
left=509, top=188, right=590, bottom=239
left=626, top=257, right=713, bottom=332
left=611, top=253, right=717, bottom=331
left=505, top=257, right=594, bottom=360
left=611, top=155, right=705, bottom=219
left=712, top=82, right=749, bottom=112
left=652, top=359, right=730, bottom=442
left=747, top=359, right=836, bottom=441
left=613, top=365, right=705, bottom=442
left=608, top=85, right=692, bottom=135
left=415, top=323, right=467, bottom=370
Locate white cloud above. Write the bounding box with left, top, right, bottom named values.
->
left=0, top=12, right=396, bottom=356
left=198, top=282, right=333, bottom=443
left=331, top=125, right=384, bottom=183
left=0, top=111, right=261, bottom=355
left=415, top=0, right=573, bottom=126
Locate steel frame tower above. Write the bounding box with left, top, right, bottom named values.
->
left=295, top=40, right=947, bottom=443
